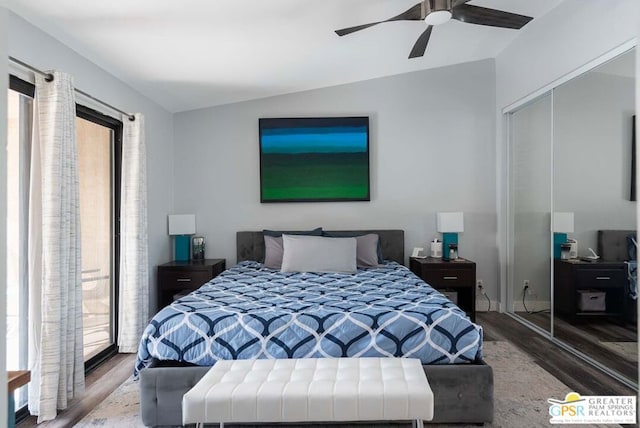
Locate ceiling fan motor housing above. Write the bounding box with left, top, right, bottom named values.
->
left=422, top=0, right=452, bottom=19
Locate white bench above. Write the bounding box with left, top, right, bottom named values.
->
left=182, top=357, right=434, bottom=427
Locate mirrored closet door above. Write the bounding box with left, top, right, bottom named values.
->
left=509, top=93, right=552, bottom=333
left=507, top=47, right=637, bottom=388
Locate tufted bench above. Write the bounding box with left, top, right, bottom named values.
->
left=182, top=357, right=434, bottom=427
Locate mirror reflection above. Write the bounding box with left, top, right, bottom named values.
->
left=552, top=48, right=636, bottom=383
left=510, top=94, right=552, bottom=332
left=508, top=48, right=637, bottom=387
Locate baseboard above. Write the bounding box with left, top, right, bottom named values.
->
left=512, top=300, right=551, bottom=313
left=475, top=298, right=499, bottom=312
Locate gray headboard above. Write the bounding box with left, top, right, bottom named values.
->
left=237, top=230, right=404, bottom=264
left=597, top=230, right=635, bottom=261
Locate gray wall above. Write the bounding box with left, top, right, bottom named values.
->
left=1, top=3, right=8, bottom=423
left=174, top=59, right=499, bottom=306
left=8, top=12, right=175, bottom=313
left=554, top=71, right=636, bottom=251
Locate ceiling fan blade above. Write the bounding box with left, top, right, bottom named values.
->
left=452, top=4, right=533, bottom=29
left=335, top=2, right=422, bottom=36
left=408, top=26, right=433, bottom=59
left=335, top=23, right=383, bottom=36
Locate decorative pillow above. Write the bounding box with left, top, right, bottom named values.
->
left=281, top=235, right=357, bottom=273
left=262, top=227, right=323, bottom=269
left=354, top=234, right=382, bottom=268
left=628, top=233, right=637, bottom=261
left=263, top=235, right=284, bottom=269
left=322, top=231, right=384, bottom=263
left=263, top=227, right=323, bottom=237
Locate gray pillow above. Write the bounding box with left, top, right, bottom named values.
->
left=263, top=227, right=323, bottom=237
left=264, top=235, right=284, bottom=269
left=281, top=235, right=357, bottom=274
left=322, top=231, right=384, bottom=263
left=262, top=227, right=323, bottom=269
left=354, top=234, right=383, bottom=268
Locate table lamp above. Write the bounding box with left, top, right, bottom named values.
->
left=553, top=212, right=574, bottom=259
left=437, top=212, right=464, bottom=261
left=168, top=214, right=196, bottom=261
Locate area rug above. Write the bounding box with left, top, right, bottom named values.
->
left=74, top=341, right=618, bottom=428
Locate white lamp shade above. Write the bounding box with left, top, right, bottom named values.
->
left=168, top=214, right=196, bottom=235
left=437, top=212, right=464, bottom=233
left=553, top=212, right=574, bottom=233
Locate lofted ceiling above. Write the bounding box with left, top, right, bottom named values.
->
left=8, top=0, right=563, bottom=112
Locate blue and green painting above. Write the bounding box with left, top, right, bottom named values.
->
left=259, top=117, right=370, bottom=202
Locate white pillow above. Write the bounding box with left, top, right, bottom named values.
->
left=281, top=235, right=357, bottom=273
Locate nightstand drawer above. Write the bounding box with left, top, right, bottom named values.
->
left=575, top=269, right=626, bottom=289
left=421, top=270, right=474, bottom=287
left=160, top=270, right=213, bottom=290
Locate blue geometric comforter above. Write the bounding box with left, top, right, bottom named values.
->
left=135, top=261, right=483, bottom=376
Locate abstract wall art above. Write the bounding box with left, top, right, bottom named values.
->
left=259, top=117, right=370, bottom=202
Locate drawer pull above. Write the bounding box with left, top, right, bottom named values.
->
left=176, top=278, right=192, bottom=282
left=596, top=276, right=610, bottom=280
left=443, top=276, right=458, bottom=280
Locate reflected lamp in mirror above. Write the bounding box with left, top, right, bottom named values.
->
left=437, top=212, right=464, bottom=261
left=168, top=214, right=196, bottom=261
left=553, top=212, right=574, bottom=259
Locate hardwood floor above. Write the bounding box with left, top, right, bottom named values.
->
left=516, top=311, right=637, bottom=381
left=17, top=353, right=135, bottom=428
left=480, top=312, right=636, bottom=396
left=16, top=313, right=636, bottom=427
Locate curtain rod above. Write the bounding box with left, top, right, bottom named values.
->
left=9, top=56, right=136, bottom=122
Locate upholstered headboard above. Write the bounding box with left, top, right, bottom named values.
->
left=597, top=230, right=635, bottom=261
left=237, top=230, right=404, bottom=264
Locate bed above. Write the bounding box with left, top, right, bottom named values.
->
left=139, top=230, right=493, bottom=427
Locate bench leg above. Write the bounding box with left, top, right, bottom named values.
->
left=414, top=420, right=424, bottom=428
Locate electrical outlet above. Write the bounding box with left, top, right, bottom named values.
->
left=477, top=279, right=483, bottom=289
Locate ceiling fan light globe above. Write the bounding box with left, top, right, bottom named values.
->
left=424, top=10, right=451, bottom=26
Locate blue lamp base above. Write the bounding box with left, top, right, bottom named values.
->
left=553, top=233, right=567, bottom=259
left=174, top=235, right=191, bottom=261
left=442, top=232, right=459, bottom=261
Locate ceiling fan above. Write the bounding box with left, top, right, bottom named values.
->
left=335, top=0, right=533, bottom=59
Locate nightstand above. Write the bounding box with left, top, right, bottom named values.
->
left=409, top=257, right=476, bottom=322
left=157, top=258, right=225, bottom=310
left=554, top=259, right=627, bottom=322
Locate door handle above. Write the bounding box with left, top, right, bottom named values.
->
left=595, top=277, right=610, bottom=280
left=176, top=278, right=192, bottom=282
left=443, top=276, right=458, bottom=280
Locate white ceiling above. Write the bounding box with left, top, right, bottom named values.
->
left=8, top=0, right=563, bottom=112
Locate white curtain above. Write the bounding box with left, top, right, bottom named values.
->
left=28, top=71, right=84, bottom=422
left=118, top=113, right=149, bottom=352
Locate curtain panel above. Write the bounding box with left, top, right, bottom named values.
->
left=118, top=113, right=149, bottom=352
left=28, top=71, right=84, bottom=422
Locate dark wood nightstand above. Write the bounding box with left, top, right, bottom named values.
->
left=157, top=258, right=225, bottom=310
left=409, top=257, right=476, bottom=322
left=554, top=259, right=627, bottom=322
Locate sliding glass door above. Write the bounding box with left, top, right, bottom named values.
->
left=76, top=110, right=121, bottom=362
left=6, top=83, right=33, bottom=411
